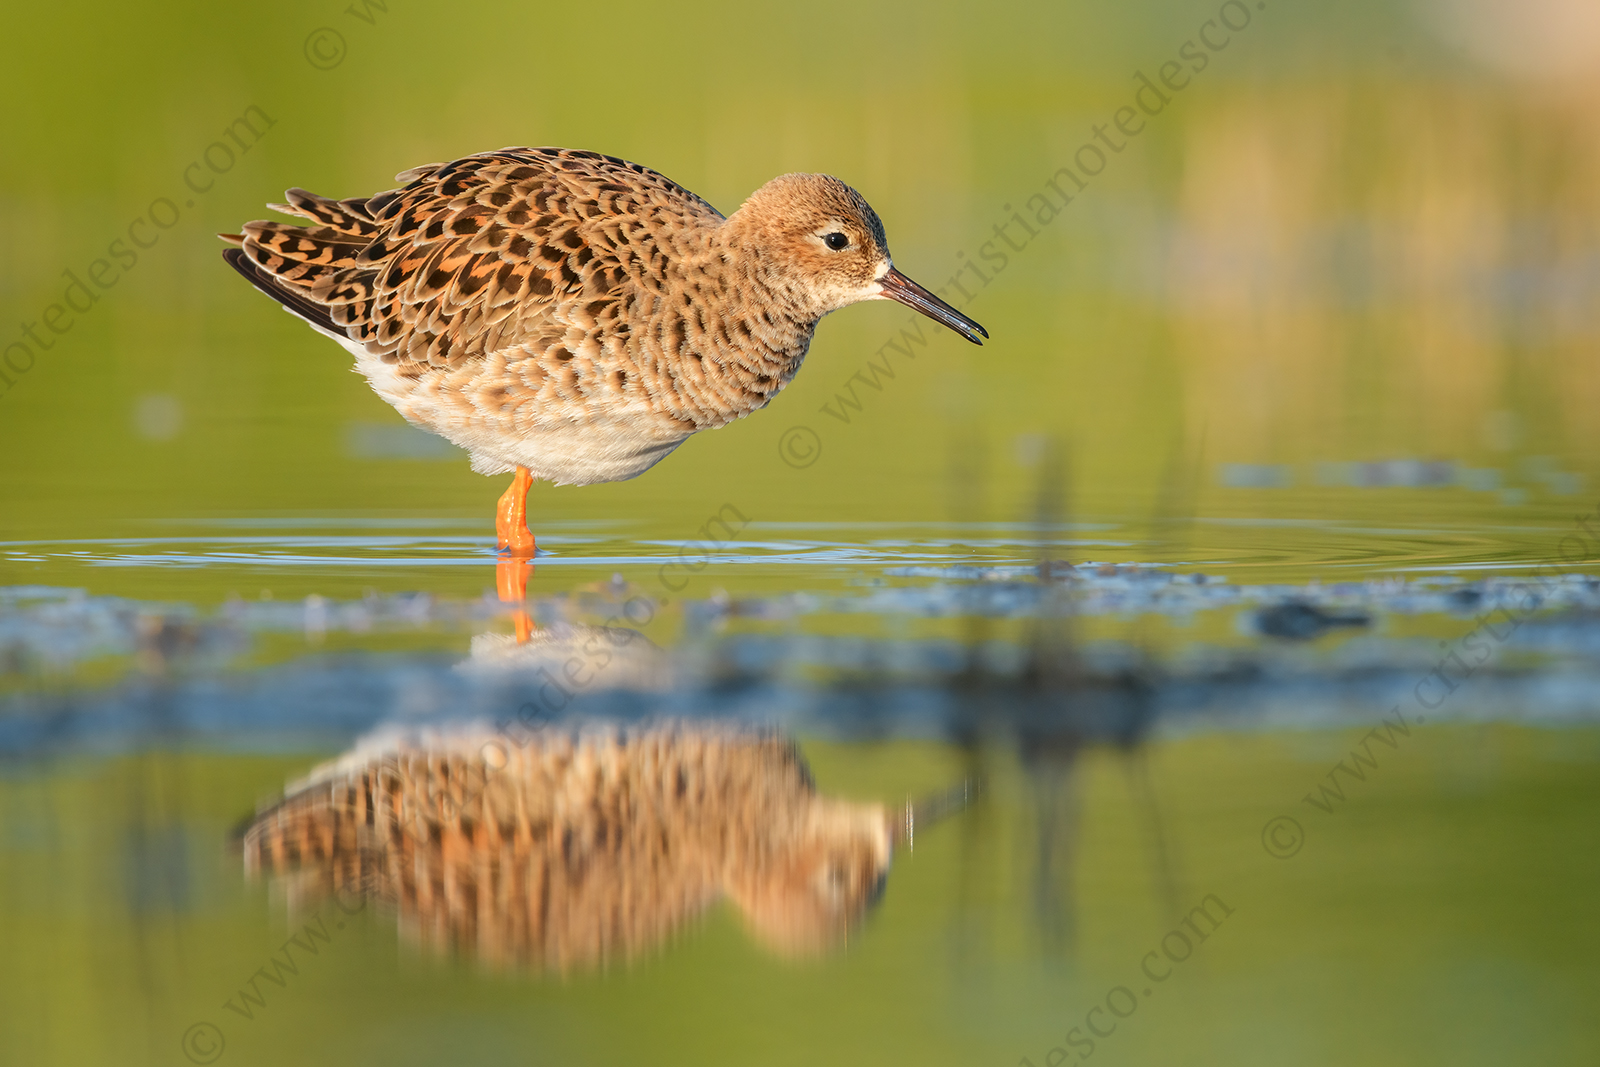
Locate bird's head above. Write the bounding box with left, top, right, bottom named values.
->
left=725, top=173, right=988, bottom=345
left=726, top=799, right=893, bottom=959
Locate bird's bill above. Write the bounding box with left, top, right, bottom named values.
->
left=888, top=777, right=983, bottom=850
left=876, top=268, right=989, bottom=345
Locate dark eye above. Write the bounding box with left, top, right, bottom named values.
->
left=823, top=232, right=849, bottom=251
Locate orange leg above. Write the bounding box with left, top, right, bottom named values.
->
left=496, top=466, right=536, bottom=557
left=495, top=555, right=536, bottom=644
left=494, top=470, right=535, bottom=645
left=496, top=556, right=533, bottom=602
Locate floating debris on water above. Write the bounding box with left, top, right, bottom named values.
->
left=1252, top=601, right=1372, bottom=641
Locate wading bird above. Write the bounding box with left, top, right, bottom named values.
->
left=222, top=148, right=987, bottom=557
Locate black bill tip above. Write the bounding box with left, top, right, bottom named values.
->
left=878, top=267, right=989, bottom=345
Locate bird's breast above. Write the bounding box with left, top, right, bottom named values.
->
left=631, top=281, right=816, bottom=429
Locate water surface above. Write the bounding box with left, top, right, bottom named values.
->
left=4, top=0, right=1600, bottom=1063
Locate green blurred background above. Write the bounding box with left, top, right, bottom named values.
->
left=3, top=0, right=1595, bottom=546
left=3, top=1, right=1599, bottom=1065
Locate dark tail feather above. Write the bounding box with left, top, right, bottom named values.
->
left=222, top=247, right=343, bottom=337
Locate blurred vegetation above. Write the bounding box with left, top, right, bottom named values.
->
left=1, top=0, right=1595, bottom=552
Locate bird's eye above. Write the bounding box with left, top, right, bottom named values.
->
left=823, top=232, right=850, bottom=251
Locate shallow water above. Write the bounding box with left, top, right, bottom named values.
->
left=5, top=0, right=1600, bottom=1063
left=5, top=512, right=1600, bottom=1066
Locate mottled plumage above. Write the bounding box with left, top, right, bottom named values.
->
left=222, top=148, right=986, bottom=494
left=239, top=723, right=894, bottom=969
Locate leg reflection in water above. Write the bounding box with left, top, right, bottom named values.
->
left=495, top=554, right=535, bottom=644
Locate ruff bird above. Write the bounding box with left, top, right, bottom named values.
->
left=222, top=148, right=988, bottom=555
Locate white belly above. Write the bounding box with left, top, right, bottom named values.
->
left=452, top=418, right=691, bottom=484
left=344, top=336, right=694, bottom=486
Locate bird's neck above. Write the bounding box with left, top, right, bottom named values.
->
left=698, top=224, right=821, bottom=376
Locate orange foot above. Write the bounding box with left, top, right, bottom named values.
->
left=496, top=465, right=536, bottom=557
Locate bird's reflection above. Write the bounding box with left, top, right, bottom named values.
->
left=239, top=719, right=965, bottom=972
